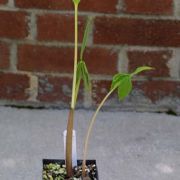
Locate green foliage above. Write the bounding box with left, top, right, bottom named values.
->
left=111, top=74, right=129, bottom=90
left=75, top=17, right=92, bottom=99
left=111, top=74, right=132, bottom=100
left=76, top=61, right=91, bottom=91
left=130, top=66, right=154, bottom=77
left=118, top=75, right=132, bottom=101
left=80, top=17, right=92, bottom=60
left=111, top=66, right=153, bottom=101
left=73, top=0, right=80, bottom=5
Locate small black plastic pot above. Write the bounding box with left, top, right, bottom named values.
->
left=43, top=159, right=99, bottom=180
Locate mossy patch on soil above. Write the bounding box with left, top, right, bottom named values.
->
left=43, top=163, right=97, bottom=180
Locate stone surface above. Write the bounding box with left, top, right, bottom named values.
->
left=0, top=107, right=180, bottom=180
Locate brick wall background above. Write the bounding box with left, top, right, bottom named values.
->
left=0, top=0, right=179, bottom=114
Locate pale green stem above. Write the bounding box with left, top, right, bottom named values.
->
left=82, top=87, right=116, bottom=176
left=71, top=4, right=78, bottom=109
left=74, top=78, right=81, bottom=105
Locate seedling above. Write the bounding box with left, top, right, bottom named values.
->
left=65, top=0, right=154, bottom=179
left=81, top=66, right=153, bottom=176
left=65, top=0, right=91, bottom=176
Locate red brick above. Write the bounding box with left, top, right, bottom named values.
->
left=18, top=44, right=117, bottom=75
left=0, top=73, right=30, bottom=100
left=84, top=48, right=118, bottom=75
left=15, top=0, right=72, bottom=10
left=135, top=80, right=180, bottom=102
left=0, top=0, right=7, bottom=5
left=15, top=0, right=118, bottom=13
left=18, top=45, right=74, bottom=73
left=124, top=0, right=173, bottom=15
left=0, top=42, right=10, bottom=69
left=37, top=76, right=83, bottom=104
left=94, top=17, right=180, bottom=47
left=79, top=0, right=118, bottom=13
left=128, top=50, right=172, bottom=77
left=37, top=14, right=85, bottom=42
left=0, top=11, right=28, bottom=39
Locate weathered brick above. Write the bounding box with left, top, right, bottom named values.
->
left=124, top=0, right=173, bottom=15
left=0, top=11, right=28, bottom=39
left=94, top=17, right=180, bottom=47
left=0, top=42, right=10, bottom=69
left=15, top=0, right=118, bottom=13
left=135, top=80, right=180, bottom=102
left=0, top=0, right=7, bottom=5
left=92, top=80, right=180, bottom=105
left=92, top=80, right=114, bottom=104
left=18, top=44, right=118, bottom=75
left=38, top=76, right=72, bottom=103
left=37, top=76, right=83, bottom=104
left=37, top=14, right=85, bottom=42
left=128, top=50, right=172, bottom=77
left=0, top=73, right=30, bottom=100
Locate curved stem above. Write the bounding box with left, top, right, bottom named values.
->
left=82, top=88, right=115, bottom=177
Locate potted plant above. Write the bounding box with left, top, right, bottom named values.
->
left=43, top=0, right=153, bottom=179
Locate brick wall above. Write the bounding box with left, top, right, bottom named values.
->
left=0, top=0, right=179, bottom=114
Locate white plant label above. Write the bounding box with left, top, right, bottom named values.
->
left=63, top=130, right=77, bottom=167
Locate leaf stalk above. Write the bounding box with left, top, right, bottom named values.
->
left=82, top=87, right=116, bottom=176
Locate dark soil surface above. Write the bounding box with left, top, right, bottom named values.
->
left=43, top=162, right=97, bottom=180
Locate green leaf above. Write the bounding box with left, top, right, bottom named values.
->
left=73, top=0, right=80, bottom=5
left=80, top=17, right=92, bottom=60
left=111, top=74, right=133, bottom=101
left=76, top=61, right=91, bottom=91
left=111, top=74, right=129, bottom=90
left=110, top=66, right=153, bottom=101
left=76, top=61, right=83, bottom=83
left=118, top=76, right=132, bottom=101
left=131, top=66, right=154, bottom=77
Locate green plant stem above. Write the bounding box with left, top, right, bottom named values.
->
left=74, top=78, right=81, bottom=105
left=71, top=4, right=79, bottom=109
left=82, top=87, right=116, bottom=177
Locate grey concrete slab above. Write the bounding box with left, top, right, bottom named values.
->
left=0, top=107, right=180, bottom=180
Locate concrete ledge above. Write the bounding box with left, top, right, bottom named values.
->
left=0, top=107, right=179, bottom=180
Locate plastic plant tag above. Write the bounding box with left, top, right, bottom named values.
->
left=63, top=130, right=77, bottom=167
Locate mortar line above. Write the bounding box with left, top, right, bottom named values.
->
left=116, top=0, right=124, bottom=13
left=9, top=43, right=17, bottom=72
left=1, top=37, right=180, bottom=51
left=118, top=45, right=129, bottom=73
left=1, top=68, right=179, bottom=81
left=27, top=74, right=38, bottom=102
left=27, top=12, right=37, bottom=40
left=0, top=6, right=179, bottom=20
left=174, top=0, right=180, bottom=17
left=7, top=0, right=14, bottom=8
